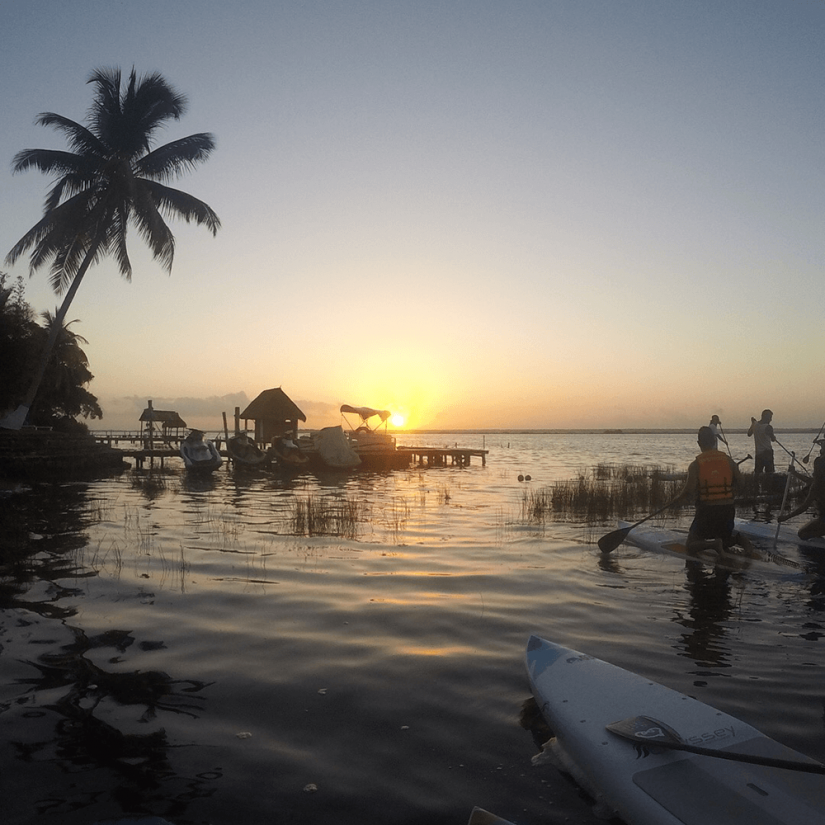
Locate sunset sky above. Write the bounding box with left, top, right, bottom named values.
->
left=2, top=1, right=824, bottom=431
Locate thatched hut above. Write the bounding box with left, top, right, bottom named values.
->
left=240, top=388, right=306, bottom=445
left=139, top=400, right=187, bottom=445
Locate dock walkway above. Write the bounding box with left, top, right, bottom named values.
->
left=93, top=433, right=488, bottom=469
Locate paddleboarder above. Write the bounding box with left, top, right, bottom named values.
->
left=708, top=414, right=728, bottom=449
left=747, top=409, right=776, bottom=476
left=778, top=438, right=825, bottom=540
left=676, top=426, right=753, bottom=555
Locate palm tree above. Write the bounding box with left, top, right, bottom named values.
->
left=2, top=67, right=220, bottom=428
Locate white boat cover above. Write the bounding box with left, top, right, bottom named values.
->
left=315, top=425, right=361, bottom=468
left=340, top=405, right=391, bottom=424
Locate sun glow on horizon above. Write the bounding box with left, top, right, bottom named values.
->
left=390, top=412, right=406, bottom=428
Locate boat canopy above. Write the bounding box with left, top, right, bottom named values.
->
left=340, top=405, right=391, bottom=423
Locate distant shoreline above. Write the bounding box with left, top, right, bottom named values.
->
left=90, top=427, right=820, bottom=436
left=392, top=428, right=820, bottom=435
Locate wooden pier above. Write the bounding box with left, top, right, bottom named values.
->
left=93, top=433, right=488, bottom=470
left=396, top=446, right=487, bottom=467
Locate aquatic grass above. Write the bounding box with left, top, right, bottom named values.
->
left=522, top=462, right=811, bottom=526
left=288, top=494, right=368, bottom=539
left=522, top=463, right=687, bottom=524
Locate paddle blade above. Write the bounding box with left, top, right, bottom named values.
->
left=606, top=715, right=683, bottom=745
left=597, top=526, right=632, bottom=554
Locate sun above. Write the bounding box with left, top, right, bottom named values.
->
left=390, top=413, right=406, bottom=428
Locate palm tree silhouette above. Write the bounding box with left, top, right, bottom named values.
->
left=2, top=67, right=220, bottom=428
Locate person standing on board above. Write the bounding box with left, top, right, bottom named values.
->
left=747, top=409, right=776, bottom=475
left=777, top=439, right=825, bottom=539
left=675, top=426, right=753, bottom=555
left=708, top=415, right=727, bottom=449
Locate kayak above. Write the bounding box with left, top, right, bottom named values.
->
left=525, top=635, right=825, bottom=825
left=734, top=518, right=825, bottom=552
left=616, top=521, right=808, bottom=573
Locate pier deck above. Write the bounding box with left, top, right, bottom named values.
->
left=93, top=433, right=488, bottom=469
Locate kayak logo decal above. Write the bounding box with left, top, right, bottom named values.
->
left=636, top=725, right=666, bottom=741
left=687, top=726, right=735, bottom=746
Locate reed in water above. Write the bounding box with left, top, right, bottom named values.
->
left=522, top=463, right=808, bottom=525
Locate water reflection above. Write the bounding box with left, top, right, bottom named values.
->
left=0, top=483, right=95, bottom=619
left=675, top=560, right=738, bottom=670
left=13, top=625, right=215, bottom=820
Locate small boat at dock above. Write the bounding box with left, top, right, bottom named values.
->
left=180, top=430, right=222, bottom=473
left=226, top=432, right=269, bottom=467
left=340, top=404, right=397, bottom=454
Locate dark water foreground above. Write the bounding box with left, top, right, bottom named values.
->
left=1, top=433, right=824, bottom=824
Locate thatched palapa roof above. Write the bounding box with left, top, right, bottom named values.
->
left=240, top=388, right=306, bottom=422
left=139, top=408, right=187, bottom=428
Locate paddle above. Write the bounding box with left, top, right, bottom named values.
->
left=718, top=424, right=732, bottom=459
left=774, top=438, right=809, bottom=476
left=606, top=715, right=825, bottom=774
left=736, top=454, right=751, bottom=466
left=598, top=499, right=679, bottom=554
left=774, top=454, right=794, bottom=548
left=802, top=421, right=825, bottom=464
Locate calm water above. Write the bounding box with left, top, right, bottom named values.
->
left=1, top=432, right=823, bottom=825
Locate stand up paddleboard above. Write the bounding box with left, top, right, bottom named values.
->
left=525, top=636, right=825, bottom=825
left=734, top=517, right=825, bottom=552
left=616, top=521, right=809, bottom=573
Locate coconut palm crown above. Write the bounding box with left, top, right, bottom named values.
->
left=2, top=67, right=220, bottom=425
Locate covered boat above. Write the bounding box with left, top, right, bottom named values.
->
left=180, top=430, right=222, bottom=473
left=340, top=405, right=396, bottom=453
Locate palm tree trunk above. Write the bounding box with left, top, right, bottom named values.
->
left=0, top=245, right=99, bottom=429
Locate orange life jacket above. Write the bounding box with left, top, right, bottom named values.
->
left=696, top=449, right=734, bottom=502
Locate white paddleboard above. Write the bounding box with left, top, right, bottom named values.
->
left=616, top=521, right=808, bottom=573
left=525, top=635, right=825, bottom=825
left=734, top=517, right=825, bottom=552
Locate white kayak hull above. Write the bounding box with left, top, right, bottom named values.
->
left=525, top=635, right=825, bottom=825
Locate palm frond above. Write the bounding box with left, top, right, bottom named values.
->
left=136, top=133, right=217, bottom=181
left=34, top=113, right=104, bottom=157
left=144, top=180, right=221, bottom=235
left=130, top=184, right=175, bottom=271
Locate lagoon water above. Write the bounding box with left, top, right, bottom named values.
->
left=1, top=431, right=823, bottom=825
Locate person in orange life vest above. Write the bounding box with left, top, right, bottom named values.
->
left=777, top=438, right=825, bottom=540
left=675, top=426, right=754, bottom=555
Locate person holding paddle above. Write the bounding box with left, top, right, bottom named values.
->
left=598, top=428, right=754, bottom=555
left=708, top=415, right=728, bottom=450
left=778, top=438, right=825, bottom=540
left=747, top=409, right=776, bottom=476
left=676, top=426, right=754, bottom=555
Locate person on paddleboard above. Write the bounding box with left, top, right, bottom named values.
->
left=708, top=415, right=728, bottom=448
left=676, top=426, right=754, bottom=555
left=747, top=409, right=776, bottom=476
left=777, top=438, right=825, bottom=539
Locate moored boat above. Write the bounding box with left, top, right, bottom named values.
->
left=180, top=430, right=222, bottom=473
left=271, top=435, right=310, bottom=467
left=226, top=432, right=269, bottom=467
left=340, top=404, right=397, bottom=453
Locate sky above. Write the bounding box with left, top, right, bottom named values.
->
left=1, top=1, right=824, bottom=431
